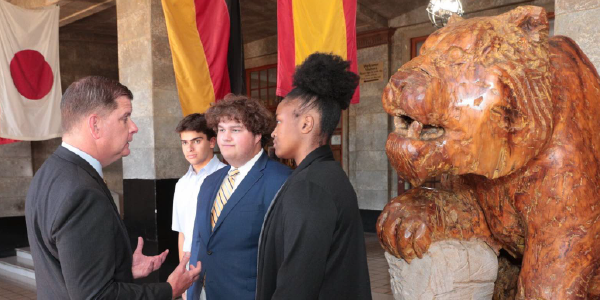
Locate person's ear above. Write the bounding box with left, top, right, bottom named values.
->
left=301, top=115, right=314, bottom=134
left=209, top=137, right=216, bottom=149
left=88, top=114, right=101, bottom=140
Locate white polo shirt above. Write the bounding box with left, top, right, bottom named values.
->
left=172, top=155, right=226, bottom=252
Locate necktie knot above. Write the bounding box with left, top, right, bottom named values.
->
left=229, top=169, right=240, bottom=178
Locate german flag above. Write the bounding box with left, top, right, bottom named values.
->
left=161, top=0, right=245, bottom=115
left=277, top=0, right=359, bottom=104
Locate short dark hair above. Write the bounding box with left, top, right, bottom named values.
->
left=61, top=76, right=133, bottom=132
left=286, top=53, right=358, bottom=141
left=205, top=94, right=275, bottom=147
left=175, top=113, right=216, bottom=140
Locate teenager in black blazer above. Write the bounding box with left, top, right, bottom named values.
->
left=256, top=53, right=372, bottom=300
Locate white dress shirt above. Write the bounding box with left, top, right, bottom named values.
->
left=172, top=155, right=226, bottom=252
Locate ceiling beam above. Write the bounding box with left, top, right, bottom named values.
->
left=59, top=0, right=115, bottom=27
left=356, top=2, right=388, bottom=29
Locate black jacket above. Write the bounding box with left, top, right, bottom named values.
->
left=25, top=146, right=172, bottom=299
left=256, top=145, right=372, bottom=300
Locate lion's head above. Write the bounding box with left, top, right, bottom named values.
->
left=383, top=6, right=554, bottom=186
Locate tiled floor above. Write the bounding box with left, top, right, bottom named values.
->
left=0, top=233, right=393, bottom=299
left=0, top=275, right=36, bottom=300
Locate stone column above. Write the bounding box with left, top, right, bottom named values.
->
left=349, top=43, right=392, bottom=231
left=555, top=1, right=600, bottom=72
left=117, top=0, right=187, bottom=282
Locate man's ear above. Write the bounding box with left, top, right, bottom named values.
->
left=209, top=137, right=216, bottom=149
left=301, top=115, right=314, bottom=134
left=88, top=114, right=101, bottom=140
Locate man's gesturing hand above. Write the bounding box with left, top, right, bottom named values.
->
left=132, top=237, right=168, bottom=279
left=168, top=252, right=201, bottom=299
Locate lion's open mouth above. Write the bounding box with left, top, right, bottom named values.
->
left=394, top=114, right=445, bottom=140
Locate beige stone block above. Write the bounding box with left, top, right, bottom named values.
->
left=0, top=177, right=32, bottom=197
left=355, top=129, right=388, bottom=151
left=129, top=116, right=155, bottom=149
left=118, top=38, right=152, bottom=76
left=355, top=170, right=387, bottom=190
left=355, top=97, right=387, bottom=115
left=356, top=189, right=389, bottom=210
left=152, top=34, right=174, bottom=67
left=117, top=3, right=151, bottom=43
left=0, top=196, right=26, bottom=217
left=355, top=151, right=388, bottom=171
left=151, top=0, right=168, bottom=38
left=153, top=116, right=181, bottom=148
left=153, top=88, right=182, bottom=118
left=123, top=146, right=155, bottom=179
left=556, top=0, right=600, bottom=15
left=155, top=147, right=188, bottom=179
left=555, top=8, right=600, bottom=72
left=0, top=158, right=32, bottom=177
left=153, top=57, right=177, bottom=92
left=356, top=113, right=388, bottom=130
left=385, top=239, right=497, bottom=300
left=0, top=141, right=31, bottom=158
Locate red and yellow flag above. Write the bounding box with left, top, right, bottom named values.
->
left=277, top=0, right=359, bottom=104
left=161, top=0, right=245, bottom=115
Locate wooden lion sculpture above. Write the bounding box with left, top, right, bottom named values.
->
left=377, top=6, right=600, bottom=299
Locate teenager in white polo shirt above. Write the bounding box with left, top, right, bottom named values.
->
left=172, top=113, right=226, bottom=268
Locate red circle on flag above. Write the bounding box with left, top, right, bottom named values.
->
left=10, top=50, right=54, bottom=100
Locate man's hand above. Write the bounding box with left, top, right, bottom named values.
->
left=168, top=252, right=201, bottom=299
left=131, top=237, right=168, bottom=279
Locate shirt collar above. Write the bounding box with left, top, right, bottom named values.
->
left=190, top=155, right=221, bottom=176
left=234, top=149, right=263, bottom=174
left=61, top=142, right=103, bottom=178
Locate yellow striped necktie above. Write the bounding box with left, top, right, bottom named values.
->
left=211, top=168, right=240, bottom=229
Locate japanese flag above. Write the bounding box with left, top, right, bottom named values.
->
left=0, top=1, right=61, bottom=141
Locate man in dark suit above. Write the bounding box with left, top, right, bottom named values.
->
left=186, top=95, right=291, bottom=300
left=25, top=76, right=201, bottom=299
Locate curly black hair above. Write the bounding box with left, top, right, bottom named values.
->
left=286, top=52, right=359, bottom=141
left=205, top=94, right=275, bottom=147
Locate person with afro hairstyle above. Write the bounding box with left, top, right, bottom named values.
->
left=256, top=53, right=372, bottom=300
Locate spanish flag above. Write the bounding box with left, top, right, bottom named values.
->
left=277, top=0, right=359, bottom=104
left=161, top=0, right=245, bottom=115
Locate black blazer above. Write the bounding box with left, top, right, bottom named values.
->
left=256, top=145, right=372, bottom=300
left=25, top=146, right=172, bottom=299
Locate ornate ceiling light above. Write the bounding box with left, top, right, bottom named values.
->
left=427, top=0, right=464, bottom=28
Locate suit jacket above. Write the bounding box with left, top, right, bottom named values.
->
left=25, top=146, right=172, bottom=299
left=256, top=145, right=372, bottom=300
left=187, top=152, right=290, bottom=300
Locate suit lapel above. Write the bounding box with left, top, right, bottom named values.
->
left=55, top=146, right=131, bottom=252
left=211, top=152, right=268, bottom=235
left=200, top=167, right=229, bottom=245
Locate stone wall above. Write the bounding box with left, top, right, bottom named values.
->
left=0, top=142, right=32, bottom=217
left=349, top=44, right=391, bottom=211
left=555, top=0, right=600, bottom=72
